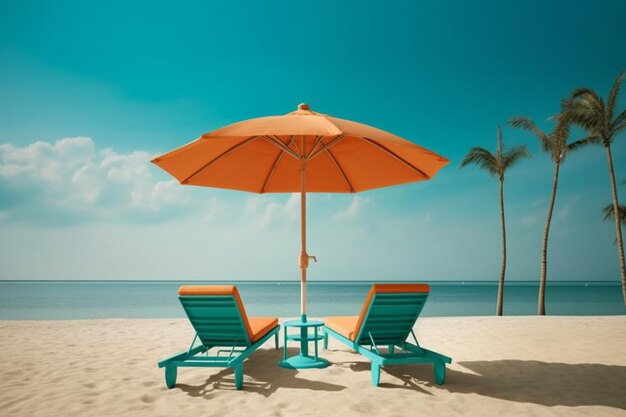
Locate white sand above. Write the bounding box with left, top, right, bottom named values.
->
left=0, top=316, right=625, bottom=417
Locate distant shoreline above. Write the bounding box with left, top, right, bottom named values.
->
left=0, top=279, right=621, bottom=284
left=1, top=280, right=623, bottom=320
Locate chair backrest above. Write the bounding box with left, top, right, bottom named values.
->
left=354, top=284, right=430, bottom=346
left=178, top=285, right=252, bottom=347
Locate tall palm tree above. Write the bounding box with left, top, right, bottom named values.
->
left=509, top=116, right=588, bottom=315
left=562, top=72, right=626, bottom=307
left=460, top=127, right=530, bottom=316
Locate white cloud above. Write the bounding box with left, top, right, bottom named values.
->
left=0, top=137, right=218, bottom=224
left=203, top=197, right=228, bottom=223
left=521, top=214, right=541, bottom=226
left=520, top=194, right=581, bottom=227
left=556, top=194, right=581, bottom=221
left=0, top=137, right=94, bottom=184
left=244, top=193, right=300, bottom=230
left=530, top=198, right=547, bottom=207
left=333, top=196, right=370, bottom=220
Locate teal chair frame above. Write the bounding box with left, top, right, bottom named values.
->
left=323, top=291, right=451, bottom=386
left=158, top=293, right=279, bottom=390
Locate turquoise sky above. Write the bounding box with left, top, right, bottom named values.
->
left=0, top=0, right=625, bottom=281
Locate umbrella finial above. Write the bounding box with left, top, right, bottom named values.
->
left=298, top=103, right=310, bottom=111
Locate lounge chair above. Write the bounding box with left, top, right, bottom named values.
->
left=323, top=283, right=451, bottom=386
left=157, top=285, right=280, bottom=390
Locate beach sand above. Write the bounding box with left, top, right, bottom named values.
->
left=0, top=316, right=625, bottom=417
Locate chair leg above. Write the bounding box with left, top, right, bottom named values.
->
left=165, top=366, right=177, bottom=389
left=434, top=360, right=446, bottom=385
left=371, top=363, right=381, bottom=387
left=323, top=331, right=328, bottom=350
left=388, top=344, right=395, bottom=354
left=234, top=364, right=244, bottom=390
left=274, top=332, right=279, bottom=350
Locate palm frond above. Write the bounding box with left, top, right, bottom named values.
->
left=572, top=88, right=605, bottom=113
left=555, top=116, right=571, bottom=141
left=496, top=126, right=505, bottom=165
left=571, top=87, right=592, bottom=98
left=561, top=100, right=603, bottom=132
left=568, top=86, right=605, bottom=114
left=460, top=147, right=499, bottom=176
left=611, top=108, right=626, bottom=136
left=614, top=109, right=626, bottom=127
left=572, top=90, right=608, bottom=138
left=607, top=71, right=625, bottom=121
left=603, top=203, right=626, bottom=225
left=502, top=144, right=531, bottom=170
left=549, top=118, right=574, bottom=161
left=611, top=121, right=626, bottom=137
left=509, top=116, right=552, bottom=154
left=509, top=117, right=545, bottom=139
left=555, top=105, right=572, bottom=124
left=566, top=136, right=599, bottom=153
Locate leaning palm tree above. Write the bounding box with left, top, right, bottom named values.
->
left=562, top=71, right=626, bottom=307
left=460, top=127, right=530, bottom=316
left=509, top=116, right=588, bottom=315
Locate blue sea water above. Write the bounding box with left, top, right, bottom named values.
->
left=0, top=280, right=623, bottom=319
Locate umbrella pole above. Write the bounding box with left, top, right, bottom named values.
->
left=299, top=160, right=308, bottom=323
left=299, top=160, right=309, bottom=356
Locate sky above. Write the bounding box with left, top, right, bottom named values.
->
left=0, top=0, right=625, bottom=281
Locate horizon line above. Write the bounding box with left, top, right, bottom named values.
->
left=0, top=279, right=620, bottom=284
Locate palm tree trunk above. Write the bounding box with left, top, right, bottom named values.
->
left=497, top=177, right=506, bottom=316
left=605, top=145, right=626, bottom=308
left=539, top=162, right=560, bottom=315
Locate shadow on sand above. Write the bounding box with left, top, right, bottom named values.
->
left=173, top=345, right=626, bottom=409
left=175, top=347, right=345, bottom=398
left=378, top=359, right=626, bottom=409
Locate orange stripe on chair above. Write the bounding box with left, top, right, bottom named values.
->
left=178, top=285, right=237, bottom=296
left=324, top=316, right=360, bottom=340
left=352, top=283, right=429, bottom=341
left=248, top=317, right=279, bottom=342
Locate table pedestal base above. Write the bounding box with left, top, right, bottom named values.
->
left=279, top=355, right=329, bottom=369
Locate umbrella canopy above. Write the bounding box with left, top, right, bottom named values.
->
left=152, top=104, right=448, bottom=320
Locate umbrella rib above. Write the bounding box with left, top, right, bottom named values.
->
left=180, top=136, right=260, bottom=184
left=291, top=135, right=302, bottom=157
left=306, top=136, right=324, bottom=159
left=326, top=148, right=355, bottom=192
left=288, top=135, right=302, bottom=158
left=308, top=134, right=345, bottom=160
left=361, top=137, right=430, bottom=179
left=263, top=136, right=301, bottom=160
left=260, top=150, right=284, bottom=193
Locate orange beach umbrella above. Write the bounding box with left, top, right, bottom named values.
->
left=151, top=104, right=448, bottom=321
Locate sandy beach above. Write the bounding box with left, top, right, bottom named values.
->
left=0, top=316, right=624, bottom=417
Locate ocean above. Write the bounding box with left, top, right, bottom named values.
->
left=0, top=280, right=623, bottom=319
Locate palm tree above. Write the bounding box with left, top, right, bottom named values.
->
left=562, top=72, right=626, bottom=307
left=509, top=116, right=588, bottom=315
left=460, top=127, right=530, bottom=316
